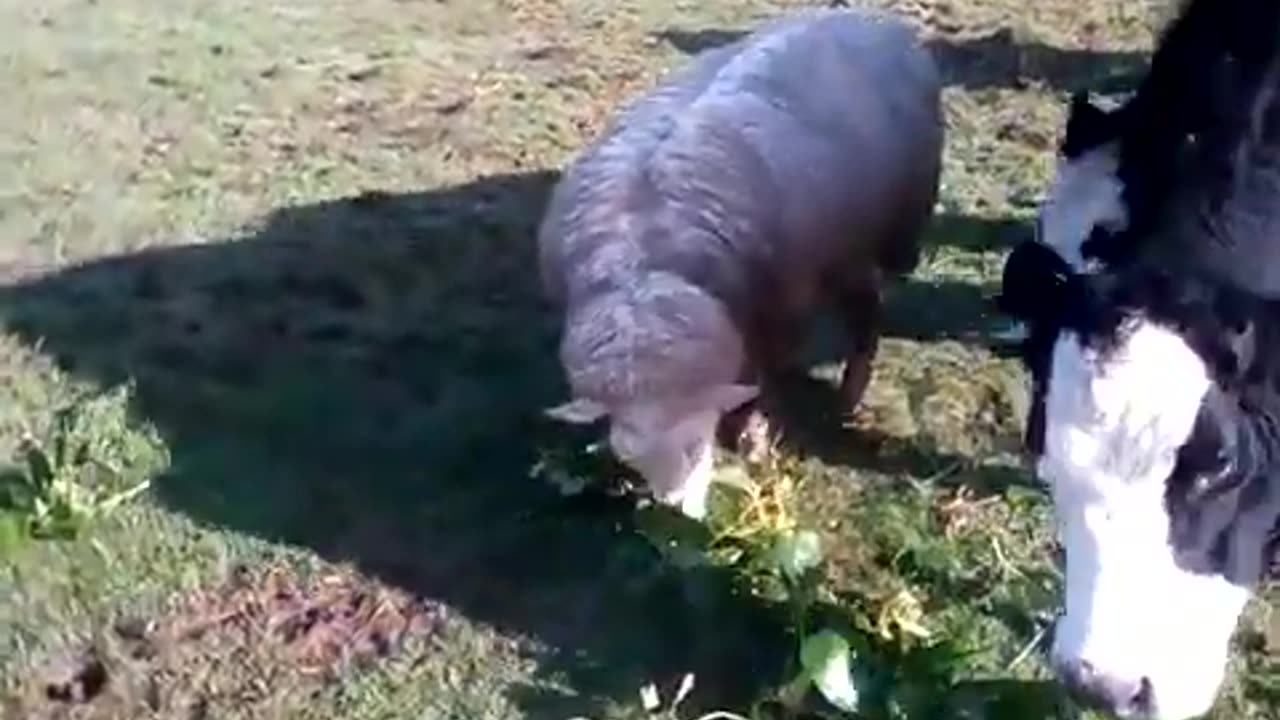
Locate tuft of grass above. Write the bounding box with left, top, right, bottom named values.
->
left=0, top=383, right=167, bottom=554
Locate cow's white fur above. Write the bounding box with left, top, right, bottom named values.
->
left=1040, top=321, right=1250, bottom=720
left=1038, top=144, right=1128, bottom=273
left=994, top=143, right=1131, bottom=345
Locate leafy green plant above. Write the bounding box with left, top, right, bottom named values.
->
left=627, top=454, right=873, bottom=718
left=531, top=438, right=636, bottom=499
left=539, top=442, right=1074, bottom=720
left=796, top=626, right=860, bottom=712
left=0, top=383, right=167, bottom=553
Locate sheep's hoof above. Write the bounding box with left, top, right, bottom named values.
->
left=735, top=409, right=775, bottom=465
left=990, top=320, right=1030, bottom=344
left=839, top=354, right=874, bottom=414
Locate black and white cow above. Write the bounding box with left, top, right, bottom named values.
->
left=999, top=2, right=1280, bottom=719
left=1003, top=0, right=1280, bottom=501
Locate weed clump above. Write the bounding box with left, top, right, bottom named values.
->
left=542, top=441, right=1070, bottom=719
left=0, top=383, right=168, bottom=553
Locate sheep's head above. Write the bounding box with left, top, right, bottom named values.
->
left=545, top=383, right=758, bottom=518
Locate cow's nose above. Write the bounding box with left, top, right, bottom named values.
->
left=1057, top=659, right=1154, bottom=718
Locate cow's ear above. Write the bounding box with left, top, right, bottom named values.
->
left=544, top=398, right=609, bottom=424
left=997, top=240, right=1078, bottom=326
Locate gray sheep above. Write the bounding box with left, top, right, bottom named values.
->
left=539, top=8, right=944, bottom=518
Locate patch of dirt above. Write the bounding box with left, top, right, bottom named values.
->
left=13, top=564, right=447, bottom=719
left=153, top=564, right=445, bottom=679
left=42, top=649, right=109, bottom=705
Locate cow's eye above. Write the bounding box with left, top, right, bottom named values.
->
left=1193, top=461, right=1236, bottom=499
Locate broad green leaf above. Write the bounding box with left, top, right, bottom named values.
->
left=639, top=682, right=661, bottom=711
left=634, top=505, right=713, bottom=569
left=710, top=464, right=753, bottom=491
left=769, top=529, right=822, bottom=579
left=800, top=629, right=860, bottom=713
left=0, top=511, right=27, bottom=556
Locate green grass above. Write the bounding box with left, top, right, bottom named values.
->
left=0, top=0, right=1276, bottom=718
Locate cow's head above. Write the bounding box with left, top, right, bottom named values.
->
left=1019, top=262, right=1280, bottom=719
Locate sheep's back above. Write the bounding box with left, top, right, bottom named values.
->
left=539, top=8, right=943, bottom=318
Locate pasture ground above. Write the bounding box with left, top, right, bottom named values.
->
left=1, top=0, right=1276, bottom=718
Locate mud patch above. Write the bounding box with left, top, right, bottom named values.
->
left=153, top=564, right=445, bottom=679
left=10, top=564, right=447, bottom=719
left=42, top=649, right=109, bottom=705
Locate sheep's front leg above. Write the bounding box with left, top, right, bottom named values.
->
left=721, top=403, right=774, bottom=465
left=717, top=325, right=784, bottom=464
left=717, top=369, right=776, bottom=465
left=676, top=438, right=715, bottom=519
left=837, top=284, right=882, bottom=414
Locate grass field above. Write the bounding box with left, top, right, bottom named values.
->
left=0, top=0, right=1276, bottom=718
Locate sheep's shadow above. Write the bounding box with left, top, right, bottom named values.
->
left=926, top=28, right=1147, bottom=92
left=757, top=211, right=1034, bottom=493
left=0, top=171, right=1025, bottom=716
left=884, top=211, right=1029, bottom=343
left=656, top=26, right=1148, bottom=93
left=0, top=171, right=783, bottom=717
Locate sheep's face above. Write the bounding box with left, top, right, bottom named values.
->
left=545, top=383, right=758, bottom=518
left=609, top=402, right=720, bottom=518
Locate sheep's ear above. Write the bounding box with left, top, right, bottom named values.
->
left=544, top=398, right=609, bottom=424
left=701, top=383, right=760, bottom=412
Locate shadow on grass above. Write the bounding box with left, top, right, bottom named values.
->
left=0, top=171, right=778, bottom=716
left=926, top=29, right=1147, bottom=93
left=762, top=367, right=1038, bottom=495
left=0, top=170, right=1027, bottom=717
left=656, top=26, right=1147, bottom=94
left=885, top=279, right=996, bottom=344
left=928, top=212, right=1028, bottom=254
left=772, top=210, right=1031, bottom=479
left=792, top=212, right=1027, bottom=361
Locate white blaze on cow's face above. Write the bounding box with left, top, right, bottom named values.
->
left=1039, top=320, right=1250, bottom=720
left=1037, top=142, right=1128, bottom=273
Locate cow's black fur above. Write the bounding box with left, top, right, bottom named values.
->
left=1016, top=18, right=1280, bottom=584
left=999, top=0, right=1280, bottom=474
left=999, top=0, right=1280, bottom=326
